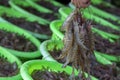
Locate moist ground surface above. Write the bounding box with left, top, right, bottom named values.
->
left=3, top=16, right=52, bottom=36
left=21, top=7, right=58, bottom=21
left=94, top=34, right=120, bottom=56
left=93, top=23, right=120, bottom=36
left=36, top=0, right=60, bottom=13
left=0, top=30, right=37, bottom=52
left=0, top=56, right=19, bottom=77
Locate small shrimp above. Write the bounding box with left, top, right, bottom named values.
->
left=58, top=24, right=73, bottom=59
left=61, top=9, right=78, bottom=31
left=73, top=21, right=88, bottom=50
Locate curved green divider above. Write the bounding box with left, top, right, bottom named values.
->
left=9, top=0, right=50, bottom=25
left=88, top=5, right=120, bottom=23
left=25, top=0, right=52, bottom=13
left=50, top=20, right=120, bottom=62
left=91, top=0, right=115, bottom=7
left=24, top=0, right=64, bottom=19
left=0, top=6, right=50, bottom=40
left=31, top=0, right=64, bottom=7
left=59, top=7, right=120, bottom=41
left=92, top=28, right=119, bottom=42
left=50, top=20, right=64, bottom=40
left=27, top=31, right=50, bottom=40
left=25, top=0, right=64, bottom=13
left=20, top=60, right=98, bottom=80
left=97, top=51, right=120, bottom=62
left=58, top=7, right=71, bottom=20
left=83, top=10, right=120, bottom=30
left=0, top=46, right=22, bottom=80
left=0, top=6, right=26, bottom=18
left=0, top=17, right=41, bottom=59
left=40, top=40, right=56, bottom=62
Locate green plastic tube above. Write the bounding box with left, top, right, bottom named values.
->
left=9, top=0, right=50, bottom=25
left=20, top=60, right=98, bottom=80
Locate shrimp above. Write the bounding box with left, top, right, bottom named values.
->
left=58, top=0, right=94, bottom=80
left=61, top=9, right=77, bottom=31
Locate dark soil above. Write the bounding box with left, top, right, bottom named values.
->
left=2, top=15, right=52, bottom=36
left=49, top=49, right=120, bottom=80
left=94, top=34, right=120, bottom=56
left=0, top=0, right=10, bottom=7
left=92, top=13, right=120, bottom=27
left=93, top=23, right=120, bottom=35
left=0, top=56, right=19, bottom=77
left=21, top=7, right=58, bottom=21
left=89, top=58, right=120, bottom=80
left=49, top=50, right=65, bottom=63
left=94, top=4, right=120, bottom=17
left=36, top=0, right=60, bottom=13
left=106, top=18, right=120, bottom=27
left=31, top=67, right=79, bottom=80
left=0, top=30, right=37, bottom=52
